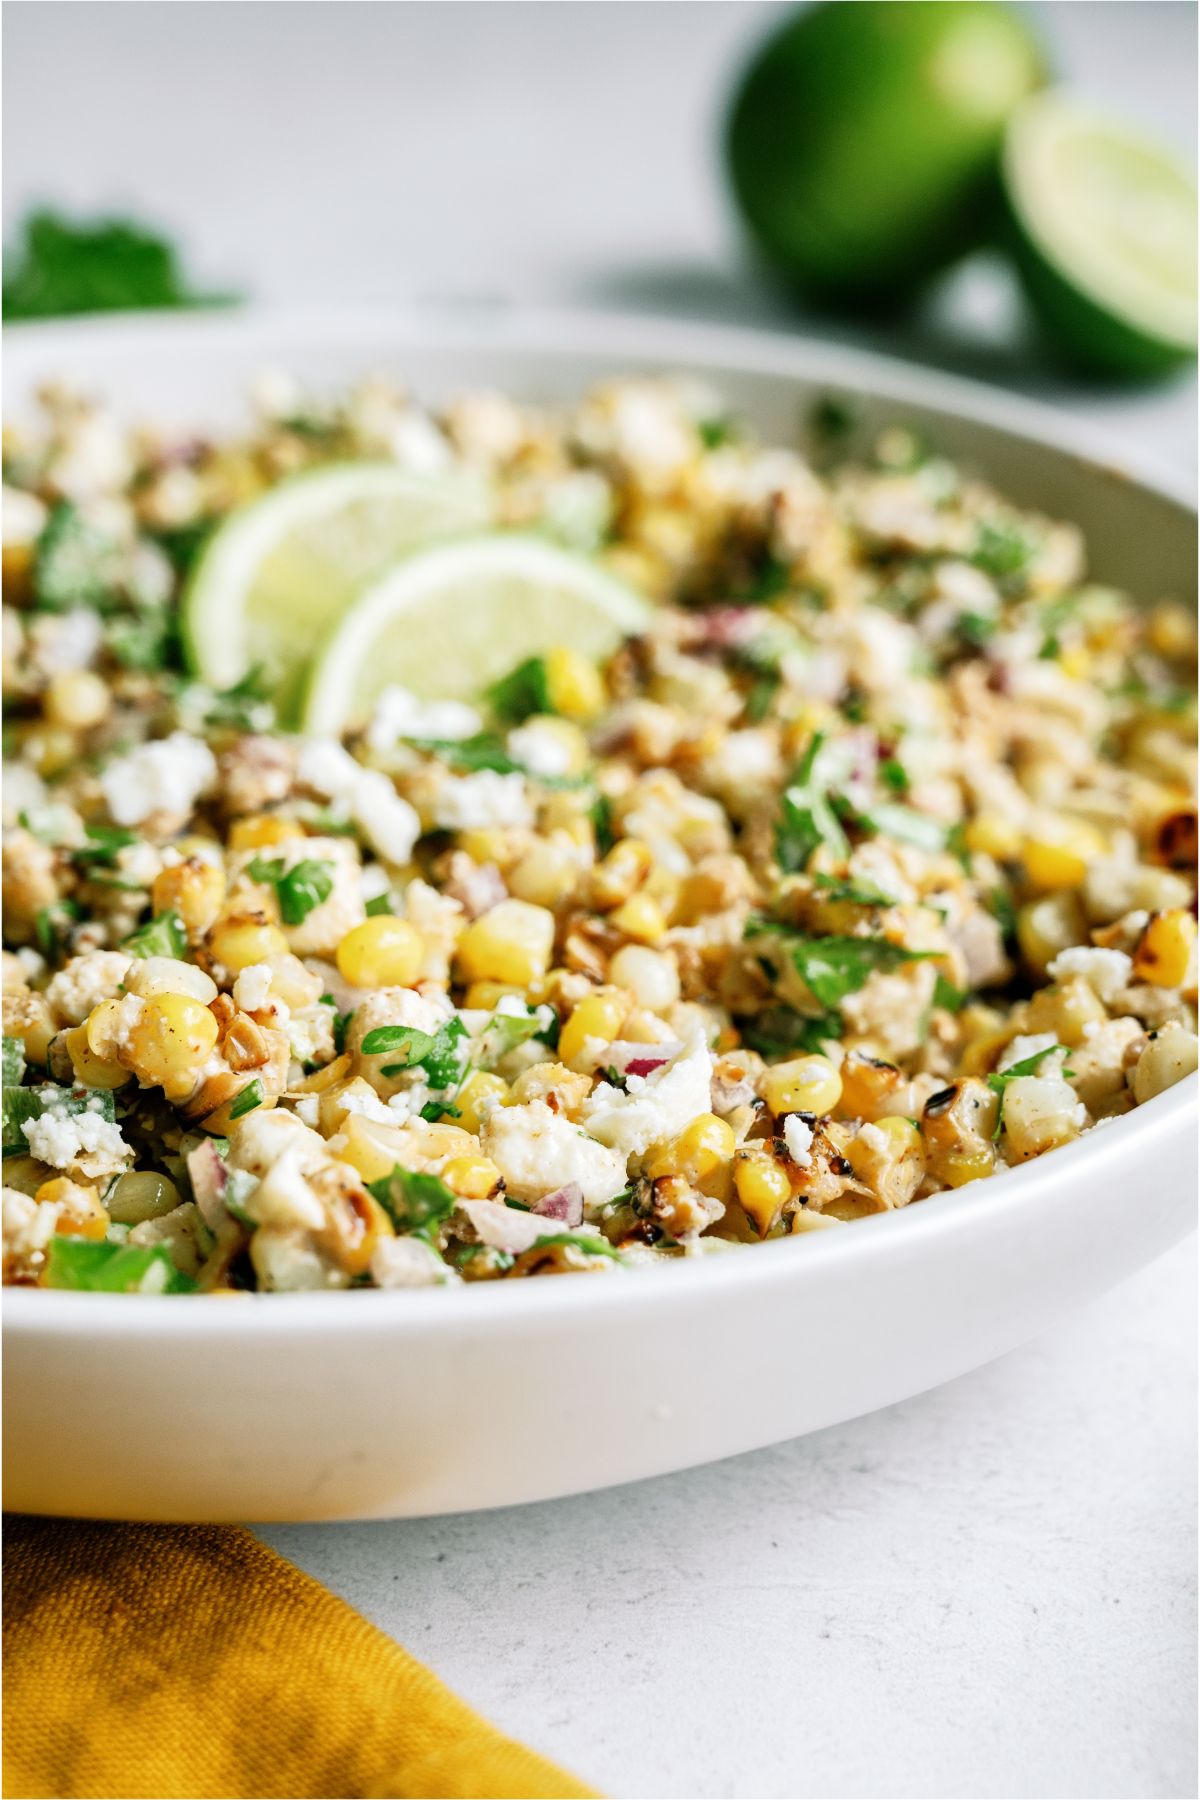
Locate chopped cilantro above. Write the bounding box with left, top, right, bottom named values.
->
left=488, top=656, right=552, bottom=725
left=812, top=872, right=897, bottom=908
left=35, top=899, right=80, bottom=962
left=229, top=1080, right=264, bottom=1121
left=367, top=1166, right=456, bottom=1244
left=776, top=732, right=850, bottom=872
left=122, top=910, right=188, bottom=959
left=71, top=822, right=139, bottom=870
left=746, top=918, right=936, bottom=1009
left=245, top=855, right=334, bottom=926
left=591, top=793, right=616, bottom=857
left=106, top=608, right=178, bottom=672
left=878, top=758, right=910, bottom=796
left=32, top=502, right=124, bottom=612
left=698, top=414, right=737, bottom=449
left=987, top=1044, right=1073, bottom=1138
left=740, top=1005, right=843, bottom=1060
left=971, top=521, right=1037, bottom=590
left=44, top=1236, right=196, bottom=1293
left=988, top=887, right=1018, bottom=945
left=933, top=973, right=967, bottom=1012
left=4, top=209, right=227, bottom=321
left=364, top=892, right=392, bottom=918
left=855, top=801, right=948, bottom=854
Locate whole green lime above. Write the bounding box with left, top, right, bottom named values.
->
left=726, top=1, right=1047, bottom=304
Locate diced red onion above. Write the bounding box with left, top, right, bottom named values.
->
left=453, top=1199, right=572, bottom=1254
left=533, top=1183, right=584, bottom=1226
left=186, top=1140, right=228, bottom=1228
left=603, top=1039, right=682, bottom=1080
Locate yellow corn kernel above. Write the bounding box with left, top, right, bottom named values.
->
left=455, top=1071, right=510, bottom=1133
left=959, top=1025, right=1018, bottom=1077
left=66, top=1020, right=132, bottom=1090
left=646, top=1112, right=735, bottom=1182
left=609, top=944, right=681, bottom=1012
left=1024, top=977, right=1108, bottom=1046
left=441, top=1154, right=503, bottom=1199
left=1133, top=909, right=1197, bottom=989
left=1016, top=893, right=1085, bottom=978
left=591, top=839, right=652, bottom=909
left=733, top=1152, right=792, bottom=1236
left=761, top=1054, right=842, bottom=1118
left=558, top=991, right=628, bottom=1070
left=209, top=916, right=290, bottom=973
left=1021, top=823, right=1103, bottom=894
left=124, top=956, right=218, bottom=1004
left=43, top=669, right=111, bottom=731
left=544, top=645, right=605, bottom=721
left=316, top=1075, right=385, bottom=1137
left=336, top=916, right=425, bottom=989
left=265, top=953, right=323, bottom=1011
left=964, top=813, right=1021, bottom=860
left=456, top=899, right=555, bottom=989
left=458, top=829, right=524, bottom=870
left=609, top=892, right=667, bottom=946
left=940, top=1146, right=996, bottom=1188
left=37, top=1176, right=108, bottom=1240
left=1057, top=645, right=1091, bottom=681
left=849, top=1115, right=927, bottom=1209
left=508, top=839, right=581, bottom=909
left=334, top=1114, right=416, bottom=1184
left=461, top=981, right=521, bottom=1011
left=127, top=992, right=220, bottom=1098
left=151, top=858, right=227, bottom=935
left=228, top=814, right=306, bottom=852
left=1147, top=601, right=1197, bottom=660
left=106, top=1170, right=182, bottom=1226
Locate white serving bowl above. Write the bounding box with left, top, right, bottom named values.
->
left=4, top=306, right=1195, bottom=1522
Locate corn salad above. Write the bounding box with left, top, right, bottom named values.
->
left=2, top=374, right=1196, bottom=1292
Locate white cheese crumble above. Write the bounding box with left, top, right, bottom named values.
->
left=482, top=1102, right=628, bottom=1209
left=233, top=963, right=274, bottom=1013
left=782, top=1114, right=814, bottom=1167
left=366, top=685, right=482, bottom=752
left=431, top=770, right=533, bottom=831
left=1047, top=946, right=1134, bottom=1006
left=506, top=720, right=574, bottom=778
left=21, top=1107, right=129, bottom=1172
left=297, top=739, right=421, bottom=865
left=583, top=1029, right=714, bottom=1162
left=100, top=731, right=217, bottom=828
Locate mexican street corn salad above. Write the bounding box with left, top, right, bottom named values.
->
left=2, top=372, right=1196, bottom=1293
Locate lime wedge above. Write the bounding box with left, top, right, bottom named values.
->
left=181, top=462, right=490, bottom=713
left=301, top=534, right=652, bottom=736
left=1004, top=90, right=1197, bottom=376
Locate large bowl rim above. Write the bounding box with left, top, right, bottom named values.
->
left=4, top=302, right=1196, bottom=1338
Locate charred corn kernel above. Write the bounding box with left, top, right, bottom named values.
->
left=336, top=915, right=425, bottom=989
left=441, top=1154, right=503, bottom=1199
left=964, top=813, right=1021, bottom=860
left=544, top=645, right=605, bottom=721
left=1147, top=600, right=1196, bottom=660
left=733, top=1152, right=792, bottom=1236
left=940, top=1145, right=996, bottom=1187
left=591, top=839, right=652, bottom=909
left=1152, top=804, right=1198, bottom=872
left=1131, top=1024, right=1200, bottom=1104
left=1133, top=909, right=1196, bottom=989
left=66, top=1021, right=132, bottom=1089
left=558, top=991, right=628, bottom=1070
left=44, top=669, right=110, bottom=730
left=228, top=814, right=305, bottom=851
left=124, top=956, right=217, bottom=1004
left=106, top=1170, right=182, bottom=1226
left=209, top=917, right=289, bottom=973
left=508, top=839, right=580, bottom=909
left=609, top=892, right=667, bottom=945
left=609, top=944, right=680, bottom=1011
left=762, top=1054, right=842, bottom=1118
left=837, top=1052, right=913, bottom=1122
left=151, top=858, right=226, bottom=934
left=317, top=1187, right=395, bottom=1279
left=646, top=1113, right=735, bottom=1182
left=128, top=992, right=220, bottom=1097
left=1016, top=894, right=1085, bottom=977
left=1025, top=977, right=1107, bottom=1046
left=1022, top=823, right=1103, bottom=894
left=38, top=1177, right=108, bottom=1239
left=456, top=899, right=555, bottom=989
left=850, top=1115, right=926, bottom=1209
left=455, top=1071, right=510, bottom=1133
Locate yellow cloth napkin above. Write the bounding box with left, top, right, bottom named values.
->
left=3, top=1515, right=598, bottom=1800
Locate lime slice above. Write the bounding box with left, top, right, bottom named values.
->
left=1004, top=90, right=1197, bottom=376
left=181, top=462, right=490, bottom=714
left=301, top=534, right=652, bottom=736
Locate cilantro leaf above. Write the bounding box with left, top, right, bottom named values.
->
left=488, top=656, right=552, bottom=725
left=229, top=1080, right=264, bottom=1121
left=44, top=1236, right=196, bottom=1293
left=740, top=1005, right=843, bottom=1059
left=32, top=502, right=124, bottom=612
left=72, top=823, right=139, bottom=870
left=812, top=872, right=897, bottom=907
left=776, top=732, right=850, bottom=872
left=746, top=918, right=936, bottom=1009
left=854, top=801, right=948, bottom=854
left=933, top=973, right=968, bottom=1012
left=367, top=1166, right=456, bottom=1244
left=364, top=892, right=392, bottom=917
left=4, top=209, right=226, bottom=321
left=122, top=910, right=188, bottom=959
left=245, top=856, right=334, bottom=925
left=35, top=900, right=80, bottom=962
left=3, top=1036, right=27, bottom=1090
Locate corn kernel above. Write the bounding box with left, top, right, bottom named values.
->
left=508, top=838, right=580, bottom=909
left=544, top=645, right=605, bottom=721
left=264, top=953, right=323, bottom=1011
left=609, top=944, right=680, bottom=1012
left=1022, top=823, right=1103, bottom=894
left=463, top=981, right=523, bottom=1010
left=646, top=1113, right=735, bottom=1182
left=762, top=1054, right=842, bottom=1118
left=458, top=829, right=524, bottom=870
left=228, top=815, right=306, bottom=851
left=456, top=899, right=555, bottom=989
left=1016, top=894, right=1085, bottom=977
left=940, top=1146, right=996, bottom=1187
left=441, top=1154, right=503, bottom=1199
left=1147, top=601, right=1196, bottom=660
left=124, top=956, right=217, bottom=1004
left=455, top=1071, right=510, bottom=1133
left=151, top=859, right=226, bottom=935
left=1025, top=977, right=1108, bottom=1046
left=336, top=915, right=425, bottom=989
left=964, top=813, right=1021, bottom=859
left=37, top=1176, right=108, bottom=1239
left=128, top=992, right=220, bottom=1098
left=591, top=839, right=652, bottom=909
left=558, top=991, right=628, bottom=1070
left=44, top=669, right=110, bottom=731
left=209, top=916, right=290, bottom=973
left=733, top=1152, right=792, bottom=1236
left=609, top=892, right=667, bottom=945
left=66, top=1020, right=132, bottom=1089
left=1133, top=909, right=1197, bottom=989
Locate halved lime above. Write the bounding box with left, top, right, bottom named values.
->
left=1004, top=90, right=1197, bottom=376
left=301, top=534, right=652, bottom=736
left=181, top=462, right=490, bottom=713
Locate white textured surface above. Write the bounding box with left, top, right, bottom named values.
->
left=260, top=1245, right=1196, bottom=1800
left=6, top=5, right=1195, bottom=1793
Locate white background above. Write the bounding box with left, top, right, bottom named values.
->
left=6, top=5, right=1196, bottom=1795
